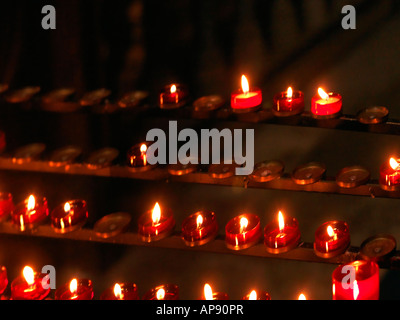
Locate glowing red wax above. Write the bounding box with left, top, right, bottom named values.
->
left=241, top=290, right=271, bottom=300
left=100, top=283, right=140, bottom=300
left=55, top=279, right=94, bottom=300
left=264, top=212, right=301, bottom=254
left=142, top=284, right=179, bottom=300
left=314, top=221, right=350, bottom=258
left=0, top=266, right=8, bottom=295
left=379, top=158, right=400, bottom=190
left=159, top=84, right=188, bottom=108
left=0, top=192, right=14, bottom=222
left=225, top=213, right=261, bottom=250
left=138, top=203, right=175, bottom=242
left=311, top=90, right=342, bottom=118
left=11, top=195, right=49, bottom=231
left=11, top=269, right=50, bottom=300
left=182, top=210, right=218, bottom=246
left=272, top=88, right=304, bottom=116
left=231, top=75, right=262, bottom=112
left=332, top=260, right=379, bottom=300
left=50, top=199, right=88, bottom=233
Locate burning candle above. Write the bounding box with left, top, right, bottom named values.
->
left=100, top=283, right=140, bottom=300
left=332, top=260, right=379, bottom=300
left=298, top=293, right=307, bottom=300
left=311, top=87, right=342, bottom=119
left=142, top=284, right=179, bottom=300
left=0, top=192, right=14, bottom=222
left=11, top=266, right=50, bottom=300
left=181, top=210, right=218, bottom=247
left=314, top=221, right=350, bottom=258
left=202, top=283, right=229, bottom=300
left=138, top=202, right=175, bottom=242
left=159, top=84, right=188, bottom=109
left=379, top=157, right=400, bottom=191
left=231, top=75, right=262, bottom=113
left=225, top=213, right=261, bottom=250
left=264, top=211, right=301, bottom=254
left=55, top=278, right=94, bottom=300
left=272, top=87, right=304, bottom=116
left=127, top=143, right=155, bottom=172
left=11, top=195, right=49, bottom=231
left=0, top=266, right=8, bottom=295
left=50, top=200, right=88, bottom=233
left=242, top=289, right=271, bottom=300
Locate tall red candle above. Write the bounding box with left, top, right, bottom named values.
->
left=50, top=199, right=88, bottom=233
left=0, top=192, right=14, bottom=222
left=379, top=157, right=400, bottom=191
left=142, top=284, right=179, bottom=300
left=264, top=211, right=301, bottom=254
left=138, top=202, right=175, bottom=242
left=314, top=221, right=350, bottom=258
left=0, top=266, right=8, bottom=295
left=231, top=75, right=262, bottom=113
left=11, top=266, right=50, bottom=300
left=332, top=260, right=379, bottom=300
left=225, top=213, right=261, bottom=250
left=311, top=88, right=342, bottom=119
left=272, top=87, right=304, bottom=116
left=100, top=283, right=140, bottom=300
left=11, top=195, right=49, bottom=231
left=181, top=210, right=218, bottom=246
left=55, top=278, right=94, bottom=300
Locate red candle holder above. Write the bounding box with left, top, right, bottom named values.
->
left=0, top=266, right=8, bottom=295
left=311, top=88, right=342, bottom=119
left=201, top=283, right=229, bottom=300
left=50, top=200, right=88, bottom=233
left=241, top=289, right=271, bottom=300
left=11, top=195, right=49, bottom=231
left=55, top=278, right=94, bottom=300
left=138, top=202, right=175, bottom=242
left=379, top=157, right=400, bottom=191
left=142, top=284, right=179, bottom=300
left=0, top=192, right=14, bottom=222
left=264, top=211, right=301, bottom=254
left=225, top=213, right=261, bottom=250
left=272, top=87, right=304, bottom=117
left=11, top=266, right=50, bottom=300
left=127, top=142, right=156, bottom=172
left=332, top=260, right=379, bottom=300
left=231, top=75, right=262, bottom=113
left=100, top=283, right=140, bottom=300
left=314, top=221, right=350, bottom=258
left=181, top=210, right=218, bottom=247
left=159, top=84, right=188, bottom=109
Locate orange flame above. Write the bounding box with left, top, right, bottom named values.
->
left=249, top=290, right=257, bottom=300
left=64, top=202, right=71, bottom=213
left=156, top=288, right=165, bottom=300
left=196, top=214, right=203, bottom=229
left=170, top=84, right=177, bottom=94
left=241, top=75, right=249, bottom=94
left=23, top=266, right=35, bottom=286
left=152, top=202, right=161, bottom=225
left=318, top=88, right=329, bottom=100
left=239, top=217, right=249, bottom=233
left=390, top=158, right=399, bottom=170
left=204, top=283, right=213, bottom=300
left=114, top=283, right=122, bottom=299
left=278, top=211, right=285, bottom=232
left=27, top=195, right=35, bottom=211
left=287, top=87, right=293, bottom=99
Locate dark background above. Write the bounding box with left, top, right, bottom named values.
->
left=0, top=0, right=400, bottom=300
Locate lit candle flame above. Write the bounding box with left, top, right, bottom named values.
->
left=114, top=283, right=122, bottom=300
left=318, top=88, right=330, bottom=100
left=23, top=266, right=35, bottom=286
left=70, top=278, right=78, bottom=295
left=196, top=214, right=203, bottom=229
left=287, top=87, right=293, bottom=99
left=239, top=217, right=249, bottom=233
left=140, top=144, right=147, bottom=166
left=249, top=290, right=257, bottom=300
left=156, top=288, right=165, bottom=300
left=298, top=293, right=307, bottom=300
left=327, top=225, right=335, bottom=237
left=27, top=195, right=35, bottom=211
left=241, top=75, right=250, bottom=94
left=278, top=211, right=285, bottom=232
left=170, top=84, right=177, bottom=94
left=152, top=202, right=161, bottom=225
left=204, top=283, right=213, bottom=300
left=64, top=202, right=71, bottom=213
left=390, top=157, right=399, bottom=170
left=353, top=280, right=359, bottom=300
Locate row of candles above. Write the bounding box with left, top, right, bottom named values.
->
left=159, top=75, right=342, bottom=119
left=0, top=260, right=379, bottom=300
